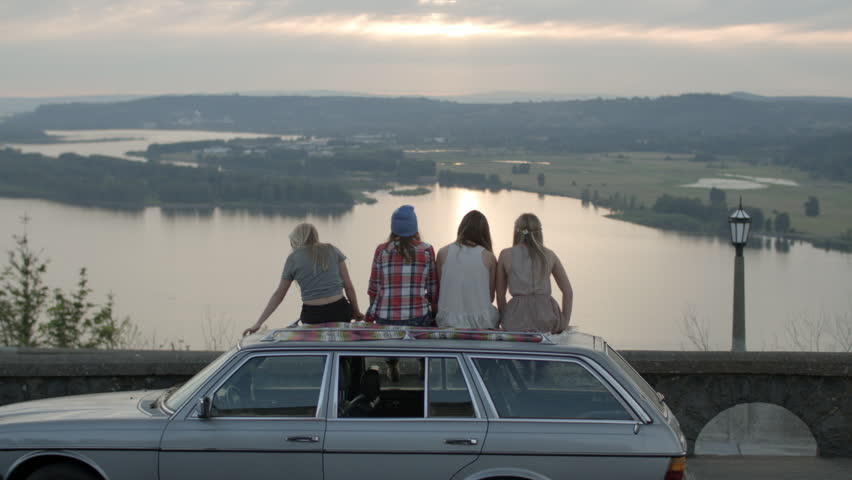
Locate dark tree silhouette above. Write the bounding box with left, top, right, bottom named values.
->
left=804, top=196, right=820, bottom=217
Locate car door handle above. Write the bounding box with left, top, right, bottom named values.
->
left=444, top=438, right=478, bottom=446
left=286, top=435, right=320, bottom=443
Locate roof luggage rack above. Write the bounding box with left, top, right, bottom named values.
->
left=259, top=322, right=556, bottom=345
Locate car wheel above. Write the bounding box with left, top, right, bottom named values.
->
left=27, top=462, right=99, bottom=480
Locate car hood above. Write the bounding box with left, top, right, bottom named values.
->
left=0, top=390, right=164, bottom=423
left=0, top=390, right=169, bottom=449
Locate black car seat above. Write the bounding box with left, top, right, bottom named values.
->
left=341, top=369, right=381, bottom=417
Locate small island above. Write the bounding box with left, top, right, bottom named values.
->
left=389, top=187, right=431, bottom=196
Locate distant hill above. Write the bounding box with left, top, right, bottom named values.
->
left=434, top=91, right=613, bottom=103
left=5, top=93, right=852, bottom=153
left=0, top=95, right=145, bottom=116
left=729, top=91, right=852, bottom=105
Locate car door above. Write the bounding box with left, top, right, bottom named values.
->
left=323, top=352, right=486, bottom=480
left=463, top=354, right=671, bottom=480
left=159, top=352, right=330, bottom=480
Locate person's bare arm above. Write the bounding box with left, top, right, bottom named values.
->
left=339, top=260, right=363, bottom=320
left=496, top=249, right=510, bottom=312
left=244, top=278, right=292, bottom=336
left=482, top=249, right=498, bottom=303
left=551, top=254, right=574, bottom=333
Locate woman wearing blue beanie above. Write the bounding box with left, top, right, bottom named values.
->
left=365, top=205, right=439, bottom=326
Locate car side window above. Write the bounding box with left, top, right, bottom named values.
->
left=338, top=355, right=425, bottom=418
left=211, top=355, right=326, bottom=417
left=473, top=357, right=632, bottom=421
left=428, top=357, right=475, bottom=418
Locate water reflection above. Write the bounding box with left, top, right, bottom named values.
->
left=217, top=204, right=352, bottom=219
left=58, top=203, right=146, bottom=217
left=160, top=207, right=215, bottom=220
left=1, top=190, right=849, bottom=351
left=775, top=238, right=792, bottom=253
left=134, top=204, right=354, bottom=221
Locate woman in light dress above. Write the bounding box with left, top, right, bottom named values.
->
left=496, top=213, right=573, bottom=333
left=435, top=210, right=500, bottom=329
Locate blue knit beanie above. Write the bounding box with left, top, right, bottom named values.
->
left=391, top=205, right=418, bottom=237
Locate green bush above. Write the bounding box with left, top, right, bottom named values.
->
left=0, top=221, right=133, bottom=348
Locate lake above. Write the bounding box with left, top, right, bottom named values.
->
left=1, top=131, right=850, bottom=351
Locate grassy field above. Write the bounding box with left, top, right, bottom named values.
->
left=412, top=150, right=852, bottom=240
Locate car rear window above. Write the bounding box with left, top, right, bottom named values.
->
left=472, top=357, right=632, bottom=421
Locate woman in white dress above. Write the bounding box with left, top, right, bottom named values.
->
left=435, top=210, right=500, bottom=329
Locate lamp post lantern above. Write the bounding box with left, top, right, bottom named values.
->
left=728, top=198, right=752, bottom=352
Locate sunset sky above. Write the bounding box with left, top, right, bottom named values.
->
left=3, top=0, right=852, bottom=98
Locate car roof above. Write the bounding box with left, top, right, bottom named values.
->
left=239, top=323, right=603, bottom=355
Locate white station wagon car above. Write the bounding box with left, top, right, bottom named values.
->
left=0, top=325, right=687, bottom=480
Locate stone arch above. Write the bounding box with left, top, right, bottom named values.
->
left=695, top=402, right=816, bottom=455
left=647, top=372, right=851, bottom=456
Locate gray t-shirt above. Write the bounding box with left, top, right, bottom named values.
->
left=281, top=245, right=347, bottom=301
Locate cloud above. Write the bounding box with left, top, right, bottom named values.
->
left=2, top=0, right=852, bottom=97
left=4, top=0, right=852, bottom=36
left=4, top=2, right=852, bottom=49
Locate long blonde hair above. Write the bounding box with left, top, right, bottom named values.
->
left=513, top=213, right=547, bottom=271
left=289, top=223, right=332, bottom=272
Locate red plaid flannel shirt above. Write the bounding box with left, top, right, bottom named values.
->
left=366, top=240, right=439, bottom=322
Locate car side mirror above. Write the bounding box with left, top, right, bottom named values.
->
left=197, top=396, right=212, bottom=419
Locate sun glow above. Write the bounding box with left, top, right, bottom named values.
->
left=454, top=190, right=481, bottom=224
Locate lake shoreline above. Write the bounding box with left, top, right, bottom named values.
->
left=494, top=183, right=852, bottom=254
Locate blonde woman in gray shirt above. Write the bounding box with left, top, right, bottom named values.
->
left=243, top=223, right=363, bottom=335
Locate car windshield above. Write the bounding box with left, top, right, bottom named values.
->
left=164, top=347, right=237, bottom=412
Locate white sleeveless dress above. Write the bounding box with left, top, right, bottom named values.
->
left=436, top=244, right=500, bottom=329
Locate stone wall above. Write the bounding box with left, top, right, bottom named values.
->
left=1, top=348, right=850, bottom=456
left=0, top=347, right=220, bottom=406
left=626, top=351, right=852, bottom=457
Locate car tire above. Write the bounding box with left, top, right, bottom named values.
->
left=27, top=462, right=99, bottom=480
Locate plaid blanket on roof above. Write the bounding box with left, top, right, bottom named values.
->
left=265, top=322, right=546, bottom=343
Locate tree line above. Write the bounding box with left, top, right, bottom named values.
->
left=437, top=170, right=508, bottom=190
left=595, top=187, right=795, bottom=239
left=779, top=131, right=852, bottom=181
left=0, top=148, right=356, bottom=209
left=198, top=148, right=436, bottom=181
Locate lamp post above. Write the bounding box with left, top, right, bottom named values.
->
left=729, top=199, right=752, bottom=352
